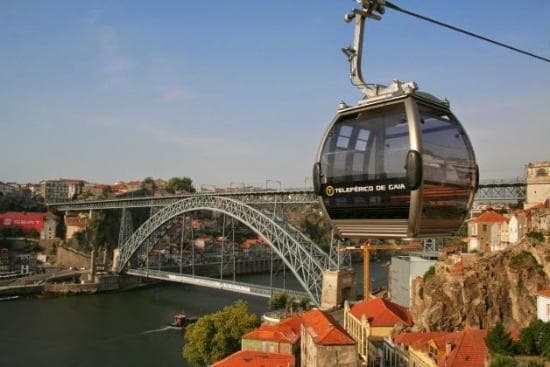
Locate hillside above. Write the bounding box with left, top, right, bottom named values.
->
left=411, top=237, right=550, bottom=331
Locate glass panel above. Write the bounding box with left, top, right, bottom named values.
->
left=320, top=102, right=411, bottom=219
left=419, top=103, right=476, bottom=225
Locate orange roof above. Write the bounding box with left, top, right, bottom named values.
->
left=65, top=215, right=86, bottom=228
left=350, top=298, right=413, bottom=327
left=280, top=315, right=302, bottom=333
left=537, top=289, right=550, bottom=297
left=301, top=309, right=355, bottom=346
left=212, top=350, right=295, bottom=367
left=242, top=323, right=299, bottom=344
left=393, top=329, right=488, bottom=367
left=470, top=211, right=508, bottom=224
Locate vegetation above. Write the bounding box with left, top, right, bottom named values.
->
left=182, top=300, right=259, bottom=367
left=140, top=177, right=156, bottom=195
left=423, top=265, right=436, bottom=282
left=510, top=251, right=539, bottom=268
left=527, top=231, right=545, bottom=243
left=166, top=177, right=196, bottom=194
left=300, top=296, right=311, bottom=311
left=486, top=322, right=515, bottom=356
left=269, top=292, right=290, bottom=311
left=518, top=319, right=550, bottom=359
left=0, top=191, right=46, bottom=212
left=0, top=227, right=24, bottom=238
left=490, top=354, right=518, bottom=367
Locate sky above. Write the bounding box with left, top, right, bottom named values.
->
left=1, top=0, right=549, bottom=189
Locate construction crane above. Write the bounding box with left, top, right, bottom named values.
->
left=338, top=241, right=423, bottom=301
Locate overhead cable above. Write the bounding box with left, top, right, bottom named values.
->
left=384, top=1, right=550, bottom=64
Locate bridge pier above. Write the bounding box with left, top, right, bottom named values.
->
left=320, top=269, right=356, bottom=310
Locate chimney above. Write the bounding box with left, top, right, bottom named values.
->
left=445, top=342, right=453, bottom=355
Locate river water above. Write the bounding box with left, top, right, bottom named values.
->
left=0, top=262, right=387, bottom=367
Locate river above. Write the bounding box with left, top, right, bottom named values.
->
left=0, top=262, right=387, bottom=367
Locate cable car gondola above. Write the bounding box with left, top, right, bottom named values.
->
left=312, top=1, right=478, bottom=240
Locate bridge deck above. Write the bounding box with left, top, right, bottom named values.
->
left=127, top=269, right=309, bottom=300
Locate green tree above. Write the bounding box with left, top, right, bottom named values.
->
left=518, top=319, right=550, bottom=358
left=182, top=300, right=259, bottom=367
left=486, top=322, right=516, bottom=356
left=140, top=177, right=156, bottom=195
left=269, top=292, right=289, bottom=311
left=489, top=354, right=518, bottom=367
left=300, top=296, right=311, bottom=311
left=166, top=177, right=196, bottom=194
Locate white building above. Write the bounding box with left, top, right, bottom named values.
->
left=537, top=290, right=550, bottom=322
left=508, top=211, right=528, bottom=245
left=526, top=161, right=550, bottom=209
left=389, top=256, right=436, bottom=307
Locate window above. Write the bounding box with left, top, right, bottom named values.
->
left=482, top=224, right=488, bottom=232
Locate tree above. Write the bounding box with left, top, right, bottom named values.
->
left=166, top=177, right=196, bottom=194
left=269, top=292, right=289, bottom=311
left=140, top=177, right=156, bottom=195
left=182, top=300, right=259, bottom=367
left=300, top=296, right=311, bottom=311
left=518, top=319, right=550, bottom=358
left=486, top=322, right=516, bottom=356
left=489, top=354, right=518, bottom=367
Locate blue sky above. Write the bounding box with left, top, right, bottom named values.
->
left=1, top=0, right=549, bottom=188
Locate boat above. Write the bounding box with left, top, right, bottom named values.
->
left=168, top=313, right=198, bottom=328
left=0, top=295, right=19, bottom=301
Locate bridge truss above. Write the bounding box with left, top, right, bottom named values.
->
left=118, top=196, right=336, bottom=306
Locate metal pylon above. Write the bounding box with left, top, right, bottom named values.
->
left=118, top=208, right=133, bottom=248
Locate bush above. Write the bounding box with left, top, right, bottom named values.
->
left=423, top=266, right=435, bottom=282
left=510, top=251, right=538, bottom=268
left=518, top=319, right=550, bottom=359
left=489, top=354, right=517, bottom=367
left=486, top=322, right=515, bottom=356
left=527, top=231, right=545, bottom=243
left=269, top=293, right=289, bottom=311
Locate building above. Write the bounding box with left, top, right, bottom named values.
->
left=385, top=328, right=488, bottom=367
left=40, top=180, right=69, bottom=202
left=537, top=289, right=550, bottom=322
left=0, top=181, right=18, bottom=196
left=508, top=211, right=528, bottom=245
left=344, top=298, right=413, bottom=364
left=0, top=248, right=10, bottom=273
left=242, top=315, right=301, bottom=355
left=467, top=210, right=509, bottom=252
left=0, top=212, right=58, bottom=240
left=59, top=179, right=85, bottom=199
left=525, top=200, right=550, bottom=232
left=301, top=309, right=358, bottom=367
left=389, top=256, right=436, bottom=308
left=65, top=214, right=87, bottom=240
left=212, top=350, right=295, bottom=367
left=526, top=161, right=550, bottom=209
left=11, top=252, right=37, bottom=274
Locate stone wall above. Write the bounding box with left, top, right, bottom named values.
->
left=56, top=246, right=90, bottom=269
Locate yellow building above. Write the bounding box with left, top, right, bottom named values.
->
left=344, top=298, right=413, bottom=365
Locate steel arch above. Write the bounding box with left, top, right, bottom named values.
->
left=117, top=196, right=336, bottom=305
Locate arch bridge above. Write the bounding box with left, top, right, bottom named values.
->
left=116, top=196, right=336, bottom=306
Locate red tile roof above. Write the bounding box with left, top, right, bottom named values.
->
left=470, top=211, right=508, bottom=224
left=350, top=298, right=413, bottom=327
left=393, top=329, right=488, bottom=367
left=537, top=289, right=550, bottom=297
left=301, top=309, right=355, bottom=346
left=242, top=323, right=299, bottom=344
left=65, top=215, right=86, bottom=228
left=212, top=351, right=295, bottom=367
